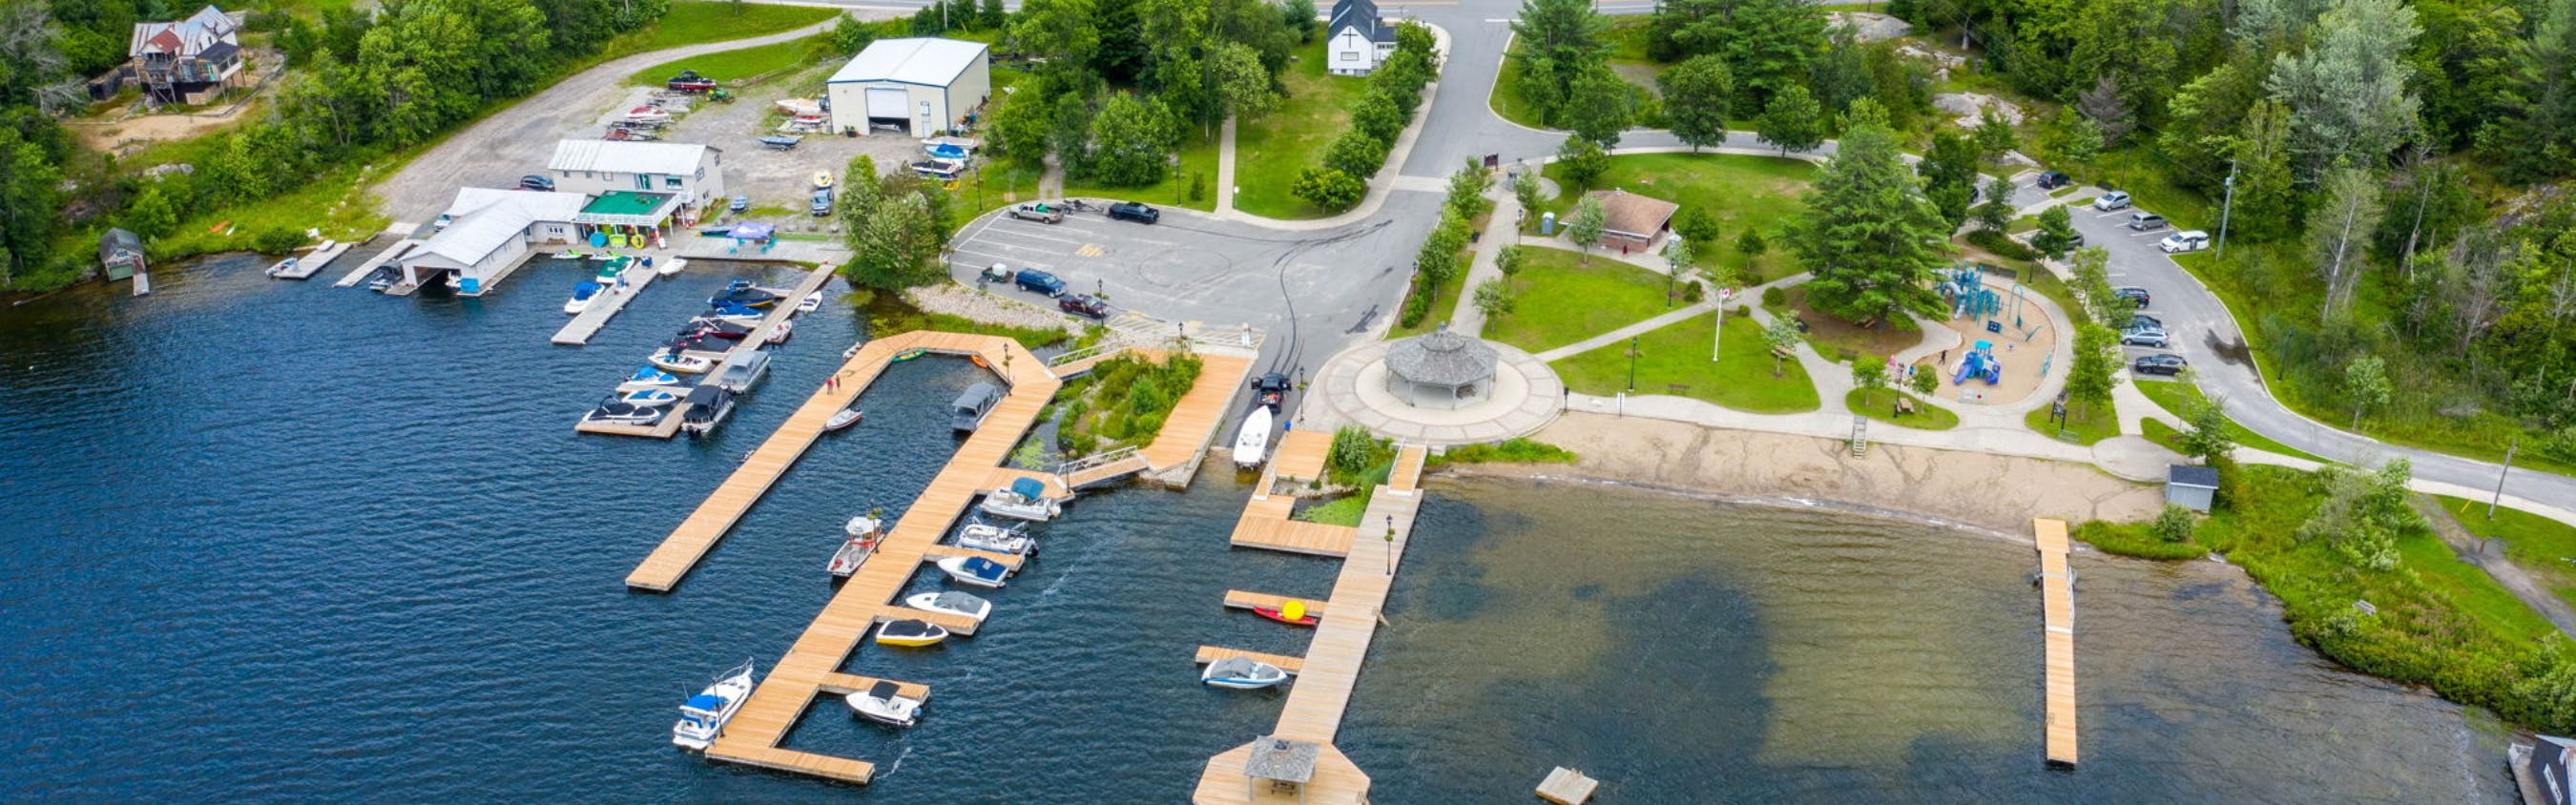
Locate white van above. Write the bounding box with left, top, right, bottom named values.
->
left=2158, top=230, right=2211, bottom=253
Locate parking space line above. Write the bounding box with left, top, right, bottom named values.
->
left=979, top=228, right=1087, bottom=246
left=953, top=248, right=1051, bottom=269
left=2094, top=211, right=2126, bottom=218
left=955, top=239, right=1067, bottom=258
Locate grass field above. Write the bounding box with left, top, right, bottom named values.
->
left=1489, top=51, right=1548, bottom=130
left=1232, top=37, right=1371, bottom=219
left=627, top=37, right=823, bottom=86
left=1535, top=153, right=1815, bottom=282
left=2025, top=398, right=2120, bottom=445
left=2437, top=495, right=2576, bottom=610
left=1063, top=132, right=1222, bottom=213
left=2130, top=376, right=2331, bottom=464
left=1846, top=388, right=1960, bottom=430
left=1551, top=311, right=1821, bottom=413
left=619, top=2, right=841, bottom=54
left=1483, top=247, right=1675, bottom=353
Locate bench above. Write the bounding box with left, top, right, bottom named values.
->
left=1895, top=397, right=1917, bottom=417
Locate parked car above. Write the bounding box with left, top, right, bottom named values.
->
left=1057, top=293, right=1110, bottom=318
left=981, top=262, right=1013, bottom=283
left=2035, top=171, right=2070, bottom=190
left=2129, top=314, right=2164, bottom=331
left=1014, top=268, right=1066, bottom=297
left=1108, top=201, right=1160, bottom=224
left=2067, top=230, right=2087, bottom=248
left=2112, top=286, right=2151, bottom=307
left=1008, top=202, right=1066, bottom=224
left=518, top=175, right=555, bottom=192
left=2158, top=230, right=2211, bottom=253
left=2133, top=353, right=2189, bottom=376
left=729, top=194, right=750, bottom=213
left=809, top=189, right=833, bottom=217
left=2120, top=327, right=2171, bottom=348
left=667, top=70, right=717, bottom=92
left=2092, top=191, right=2132, bottom=211
left=2127, top=213, right=2169, bottom=231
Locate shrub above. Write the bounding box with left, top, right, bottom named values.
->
left=1293, top=167, right=1366, bottom=211
left=1327, top=424, right=1391, bottom=481
left=1428, top=438, right=1579, bottom=465
left=254, top=228, right=306, bottom=255
left=2150, top=504, right=2196, bottom=543
left=1681, top=279, right=1706, bottom=303
left=1761, top=286, right=1786, bottom=307
left=1964, top=228, right=2040, bottom=261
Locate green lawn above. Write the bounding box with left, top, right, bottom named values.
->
left=1489, top=50, right=1548, bottom=130
left=2395, top=529, right=2563, bottom=638
left=2025, top=399, right=2120, bottom=445
left=619, top=1, right=841, bottom=53
left=2438, top=496, right=2576, bottom=611
left=2130, top=376, right=2331, bottom=464
left=1063, top=132, right=1221, bottom=213
left=1535, top=153, right=1815, bottom=282
left=1392, top=253, right=1475, bottom=338
left=1232, top=37, right=1370, bottom=219
left=1551, top=311, right=1822, bottom=413
left=1483, top=246, right=1676, bottom=352
left=626, top=37, right=823, bottom=86
left=1847, top=388, right=1960, bottom=430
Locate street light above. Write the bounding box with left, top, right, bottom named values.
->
left=1627, top=336, right=1639, bottom=392
left=1383, top=515, right=1395, bottom=575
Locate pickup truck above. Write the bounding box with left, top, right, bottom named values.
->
left=1008, top=202, right=1065, bottom=224
left=667, top=71, right=717, bottom=93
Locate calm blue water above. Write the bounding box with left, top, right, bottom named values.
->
left=0, top=256, right=2515, bottom=802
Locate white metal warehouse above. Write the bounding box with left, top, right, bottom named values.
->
left=825, top=38, right=992, bottom=138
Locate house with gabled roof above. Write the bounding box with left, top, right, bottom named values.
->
left=1326, top=0, right=1398, bottom=76
left=127, top=5, right=243, bottom=105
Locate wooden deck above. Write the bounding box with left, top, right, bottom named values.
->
left=1222, top=589, right=1327, bottom=618
left=550, top=262, right=659, bottom=345
left=1141, top=352, right=1258, bottom=476
left=576, top=268, right=832, bottom=440
left=1228, top=428, right=1359, bottom=556
left=1194, top=646, right=1306, bottom=674
left=2034, top=518, right=2078, bottom=767
left=333, top=237, right=416, bottom=287
left=1231, top=518, right=1359, bottom=556
left=272, top=240, right=353, bottom=279
left=1195, top=445, right=1430, bottom=805
left=1268, top=430, right=1332, bottom=482
left=1536, top=767, right=1600, bottom=805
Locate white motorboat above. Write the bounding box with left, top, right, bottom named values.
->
left=824, top=408, right=864, bottom=432
left=954, top=522, right=1034, bottom=555
left=650, top=351, right=714, bottom=374
left=845, top=679, right=923, bottom=727
left=707, top=308, right=762, bottom=324
left=265, top=257, right=299, bottom=277
left=564, top=281, right=604, bottom=315
left=618, top=365, right=683, bottom=392
left=764, top=320, right=793, bottom=345
left=657, top=257, right=687, bottom=278
left=619, top=388, right=681, bottom=406
left=978, top=478, right=1062, bottom=522
left=672, top=660, right=758, bottom=750
left=846, top=513, right=884, bottom=538
left=828, top=531, right=879, bottom=577
left=904, top=590, right=992, bottom=624
left=712, top=349, right=770, bottom=393
left=796, top=291, right=822, bottom=315
left=584, top=402, right=664, bottom=425
left=936, top=555, right=1011, bottom=588
left=1200, top=656, right=1291, bottom=691
left=1232, top=405, right=1273, bottom=470
left=873, top=618, right=949, bottom=648
left=679, top=385, right=737, bottom=437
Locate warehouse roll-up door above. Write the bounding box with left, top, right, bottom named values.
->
left=865, top=88, right=908, bottom=118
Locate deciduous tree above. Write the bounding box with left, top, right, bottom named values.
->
left=2309, top=166, right=2384, bottom=320
left=1656, top=54, right=1735, bottom=151
left=2345, top=354, right=2391, bottom=428
left=1567, top=196, right=1608, bottom=262
left=2067, top=322, right=2123, bottom=421
left=1755, top=85, right=1821, bottom=156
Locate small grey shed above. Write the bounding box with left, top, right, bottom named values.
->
left=2166, top=464, right=2220, bottom=512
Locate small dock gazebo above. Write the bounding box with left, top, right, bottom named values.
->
left=1382, top=325, right=1498, bottom=409
left=1241, top=736, right=1320, bottom=802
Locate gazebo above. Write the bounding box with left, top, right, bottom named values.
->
left=1382, top=325, right=1498, bottom=409
left=1242, top=735, right=1319, bottom=802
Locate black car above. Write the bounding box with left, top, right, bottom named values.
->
left=2128, top=313, right=2163, bottom=330
left=1057, top=293, right=1109, bottom=318
left=1252, top=372, right=1292, bottom=411
left=2132, top=353, right=2189, bottom=376
left=2112, top=286, right=2151, bottom=307
left=518, top=175, right=555, bottom=192
left=1108, top=201, right=1160, bottom=224
left=2035, top=171, right=2070, bottom=190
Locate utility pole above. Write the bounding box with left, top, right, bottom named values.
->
left=2214, top=160, right=2238, bottom=258
left=2489, top=439, right=2518, bottom=519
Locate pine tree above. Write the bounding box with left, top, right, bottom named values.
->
left=1784, top=102, right=1951, bottom=328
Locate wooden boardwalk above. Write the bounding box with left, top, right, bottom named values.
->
left=2034, top=518, right=2078, bottom=767
left=272, top=240, right=353, bottom=279
left=1195, top=445, right=1430, bottom=805
left=1194, top=646, right=1306, bottom=674
left=550, top=262, right=659, bottom=345
left=1142, top=352, right=1258, bottom=480
left=1228, top=429, right=1359, bottom=555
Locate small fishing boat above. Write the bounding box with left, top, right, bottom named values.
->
left=618, top=365, right=683, bottom=391
left=954, top=521, right=1034, bottom=555
left=796, top=291, right=822, bottom=315
left=1200, top=657, right=1291, bottom=691
left=904, top=590, right=992, bottom=624
left=936, top=555, right=1011, bottom=588
left=1232, top=405, right=1273, bottom=470
left=564, top=281, right=605, bottom=315
left=657, top=257, right=687, bottom=278
left=824, top=408, right=865, bottom=432
left=650, top=351, right=714, bottom=374
left=925, top=142, right=968, bottom=161
left=764, top=320, right=793, bottom=345
left=874, top=619, right=949, bottom=648
left=1254, top=599, right=1319, bottom=627
left=978, top=478, right=1062, bottom=522
left=891, top=348, right=927, bottom=362
left=829, top=515, right=881, bottom=577
left=845, top=680, right=923, bottom=727
left=680, top=385, right=737, bottom=437
left=618, top=388, right=681, bottom=406
left=265, top=257, right=299, bottom=277
left=584, top=402, right=664, bottom=425
left=672, top=660, right=758, bottom=750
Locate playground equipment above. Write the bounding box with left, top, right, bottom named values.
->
left=1952, top=341, right=2003, bottom=385
left=1942, top=264, right=2002, bottom=320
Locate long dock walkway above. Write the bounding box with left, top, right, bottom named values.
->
left=1194, top=444, right=1429, bottom=805
left=333, top=238, right=416, bottom=287
left=2035, top=518, right=2078, bottom=767
left=272, top=240, right=353, bottom=279
left=551, top=261, right=659, bottom=345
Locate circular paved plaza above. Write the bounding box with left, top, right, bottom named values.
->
left=1306, top=337, right=1565, bottom=445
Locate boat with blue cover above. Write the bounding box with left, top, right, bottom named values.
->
left=978, top=477, right=1062, bottom=522
left=937, top=555, right=1011, bottom=588
left=672, top=660, right=758, bottom=750
left=617, top=366, right=682, bottom=392
left=564, top=281, right=604, bottom=315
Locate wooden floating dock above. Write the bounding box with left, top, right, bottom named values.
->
left=1194, top=444, right=1429, bottom=805
left=1223, top=589, right=1327, bottom=618
left=334, top=238, right=417, bottom=287
left=1195, top=645, right=1306, bottom=674
left=550, top=262, right=659, bottom=345
left=575, top=267, right=832, bottom=439
left=272, top=240, right=354, bottom=280
left=1536, top=767, right=1599, bottom=805
left=2034, top=518, right=2078, bottom=767
left=631, top=329, right=1256, bottom=786
left=1228, top=429, right=1360, bottom=556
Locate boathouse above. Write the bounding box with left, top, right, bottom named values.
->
left=398, top=188, right=585, bottom=295
left=825, top=38, right=991, bottom=137
left=544, top=139, right=724, bottom=229
left=98, top=228, right=146, bottom=280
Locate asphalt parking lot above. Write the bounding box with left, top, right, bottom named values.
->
left=945, top=193, right=1438, bottom=375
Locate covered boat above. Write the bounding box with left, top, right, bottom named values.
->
left=584, top=402, right=663, bottom=425
left=679, top=385, right=736, bottom=436
left=904, top=590, right=992, bottom=624
left=978, top=478, right=1062, bottom=522
left=954, top=521, right=1033, bottom=555
left=650, top=351, right=714, bottom=374
left=672, top=660, right=758, bottom=750
left=1232, top=405, right=1273, bottom=470
left=709, top=279, right=780, bottom=308
left=950, top=382, right=1000, bottom=432
left=712, top=349, right=771, bottom=394
left=1200, top=656, right=1291, bottom=690
left=925, top=142, right=968, bottom=160
left=936, top=555, right=1011, bottom=588
left=564, top=281, right=604, bottom=315
left=873, top=618, right=949, bottom=648
left=845, top=680, right=922, bottom=727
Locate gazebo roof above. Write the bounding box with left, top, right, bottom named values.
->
left=1385, top=327, right=1498, bottom=387
left=1244, top=736, right=1319, bottom=783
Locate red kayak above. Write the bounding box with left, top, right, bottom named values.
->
left=1253, top=606, right=1319, bottom=627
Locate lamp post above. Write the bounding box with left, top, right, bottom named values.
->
left=1627, top=336, right=1639, bottom=392
left=1382, top=515, right=1395, bottom=575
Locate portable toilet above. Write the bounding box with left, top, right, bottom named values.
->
left=1541, top=211, right=1557, bottom=236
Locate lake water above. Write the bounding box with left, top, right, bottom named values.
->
left=0, top=257, right=2518, bottom=801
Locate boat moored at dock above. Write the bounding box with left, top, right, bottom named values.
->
left=651, top=351, right=714, bottom=374
left=617, top=366, right=683, bottom=392
left=977, top=478, right=1062, bottom=522
left=845, top=680, right=923, bottom=727
left=712, top=349, right=771, bottom=394
left=584, top=402, right=665, bottom=426
left=672, top=660, right=758, bottom=750
left=1200, top=656, right=1290, bottom=691
left=937, top=555, right=1012, bottom=588
left=824, top=407, right=864, bottom=432
left=949, top=382, right=999, bottom=432
left=904, top=590, right=992, bottom=624
left=679, top=386, right=736, bottom=436
left=617, top=388, right=681, bottom=407
left=564, top=281, right=604, bottom=315
left=873, top=619, right=949, bottom=648
left=953, top=521, right=1033, bottom=555
left=830, top=513, right=884, bottom=577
